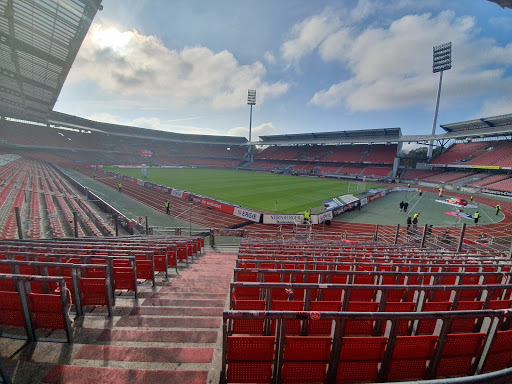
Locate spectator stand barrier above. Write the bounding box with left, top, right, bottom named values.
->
left=26, top=236, right=187, bottom=273
left=1, top=251, right=136, bottom=304
left=234, top=258, right=512, bottom=274
left=228, top=282, right=512, bottom=334
left=0, top=274, right=73, bottom=343
left=221, top=309, right=512, bottom=384
left=80, top=233, right=204, bottom=268
left=237, top=240, right=505, bottom=258
left=236, top=247, right=508, bottom=263
left=0, top=241, right=166, bottom=281
left=0, top=259, right=111, bottom=317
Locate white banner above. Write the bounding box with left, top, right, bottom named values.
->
left=314, top=211, right=333, bottom=224
left=137, top=179, right=144, bottom=186
left=263, top=214, right=303, bottom=224
left=171, top=189, right=185, bottom=198
left=234, top=207, right=261, bottom=222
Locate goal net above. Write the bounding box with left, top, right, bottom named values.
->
left=348, top=182, right=366, bottom=194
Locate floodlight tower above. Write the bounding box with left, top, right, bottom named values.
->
left=428, top=42, right=452, bottom=160
left=247, top=89, right=256, bottom=161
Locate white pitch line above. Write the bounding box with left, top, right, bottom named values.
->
left=480, top=206, right=497, bottom=224
left=407, top=196, right=422, bottom=215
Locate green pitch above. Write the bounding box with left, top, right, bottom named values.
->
left=112, top=168, right=379, bottom=214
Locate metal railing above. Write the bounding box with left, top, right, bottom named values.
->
left=221, top=309, right=512, bottom=384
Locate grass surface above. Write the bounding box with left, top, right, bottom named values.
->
left=112, top=168, right=379, bottom=214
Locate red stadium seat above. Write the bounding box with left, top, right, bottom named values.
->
left=232, top=300, right=265, bottom=335
left=271, top=301, right=303, bottom=335
left=226, top=336, right=274, bottom=383
left=436, top=333, right=485, bottom=378
left=344, top=302, right=379, bottom=335
left=337, top=336, right=387, bottom=383
left=281, top=336, right=331, bottom=383
left=387, top=335, right=437, bottom=381
left=307, top=301, right=342, bottom=335
left=483, top=330, right=512, bottom=373
left=0, top=291, right=25, bottom=327
left=80, top=278, right=109, bottom=306
left=417, top=302, right=452, bottom=335
left=29, top=293, right=66, bottom=330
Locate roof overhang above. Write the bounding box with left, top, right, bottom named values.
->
left=0, top=0, right=102, bottom=121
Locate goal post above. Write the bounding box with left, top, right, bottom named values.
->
left=348, top=181, right=366, bottom=194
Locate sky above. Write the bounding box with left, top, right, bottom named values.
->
left=55, top=0, right=512, bottom=144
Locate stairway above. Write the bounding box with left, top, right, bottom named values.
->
left=38, top=252, right=236, bottom=384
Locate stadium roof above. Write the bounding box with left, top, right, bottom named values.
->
left=487, top=0, right=512, bottom=9
left=0, top=0, right=102, bottom=122
left=258, top=128, right=402, bottom=145
left=440, top=113, right=512, bottom=136
left=49, top=111, right=249, bottom=145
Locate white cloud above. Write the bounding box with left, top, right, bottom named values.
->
left=350, top=0, right=375, bottom=21
left=308, top=11, right=512, bottom=111
left=228, top=122, right=276, bottom=140
left=86, top=112, right=223, bottom=136
left=69, top=25, right=289, bottom=110
left=476, top=95, right=512, bottom=117
left=280, top=10, right=341, bottom=65
left=264, top=51, right=276, bottom=65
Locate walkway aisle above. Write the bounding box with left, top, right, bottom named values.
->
left=41, top=253, right=237, bottom=384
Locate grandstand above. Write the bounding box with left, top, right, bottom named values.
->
left=2, top=1, right=512, bottom=384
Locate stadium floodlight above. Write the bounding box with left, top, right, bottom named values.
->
left=428, top=42, right=452, bottom=160
left=247, top=90, right=256, bottom=161
left=247, top=90, right=256, bottom=142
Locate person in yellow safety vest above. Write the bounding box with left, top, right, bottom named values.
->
left=470, top=195, right=474, bottom=202
left=408, top=183, right=410, bottom=188
left=165, top=200, right=170, bottom=214
left=118, top=182, right=122, bottom=192
left=474, top=211, right=479, bottom=224
left=303, top=210, right=311, bottom=224
left=496, top=204, right=501, bottom=215
left=419, top=188, right=423, bottom=197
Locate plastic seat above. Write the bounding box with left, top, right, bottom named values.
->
left=80, top=278, right=108, bottom=306
left=387, top=335, right=437, bottom=381
left=321, top=274, right=347, bottom=301
left=233, top=287, right=259, bottom=301
left=226, top=336, right=274, bottom=383
left=308, top=301, right=341, bottom=335
left=351, top=275, right=375, bottom=301
left=459, top=274, right=481, bottom=301
left=436, top=332, right=485, bottom=378
left=344, top=302, right=379, bottom=335
left=0, top=291, right=24, bottom=327
left=282, top=336, right=331, bottom=383
left=381, top=302, right=415, bottom=335
left=417, top=302, right=451, bottom=335
left=483, top=330, right=512, bottom=373
left=232, top=300, right=265, bottom=335
left=29, top=293, right=66, bottom=330
left=136, top=260, right=153, bottom=280
left=337, top=336, right=387, bottom=383
left=271, top=300, right=303, bottom=335
left=450, top=301, right=483, bottom=333
left=113, top=267, right=135, bottom=291
left=236, top=271, right=258, bottom=282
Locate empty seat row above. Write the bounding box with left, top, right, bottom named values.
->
left=221, top=309, right=512, bottom=383
left=0, top=274, right=73, bottom=343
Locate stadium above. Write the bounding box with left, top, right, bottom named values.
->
left=1, top=1, right=512, bottom=384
